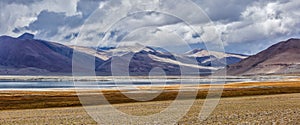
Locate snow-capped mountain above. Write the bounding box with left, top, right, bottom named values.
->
left=102, top=43, right=166, bottom=57
left=184, top=49, right=248, bottom=66
left=96, top=44, right=217, bottom=76
left=0, top=33, right=248, bottom=76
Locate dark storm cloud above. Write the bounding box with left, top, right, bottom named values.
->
left=25, top=10, right=82, bottom=37
left=26, top=11, right=65, bottom=37
left=11, top=0, right=104, bottom=40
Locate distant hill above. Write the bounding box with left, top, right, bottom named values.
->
left=0, top=33, right=248, bottom=76
left=227, top=38, right=300, bottom=75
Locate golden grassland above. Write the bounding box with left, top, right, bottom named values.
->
left=0, top=80, right=299, bottom=110
left=0, top=93, right=299, bottom=124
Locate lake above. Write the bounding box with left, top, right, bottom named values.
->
left=0, top=75, right=293, bottom=90
left=0, top=78, right=254, bottom=90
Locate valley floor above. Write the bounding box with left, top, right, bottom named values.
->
left=0, top=93, right=299, bottom=124
left=0, top=79, right=299, bottom=124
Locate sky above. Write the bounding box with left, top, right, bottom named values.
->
left=0, top=0, right=299, bottom=55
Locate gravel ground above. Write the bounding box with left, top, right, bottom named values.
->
left=0, top=93, right=299, bottom=125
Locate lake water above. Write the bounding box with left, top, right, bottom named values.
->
left=0, top=78, right=254, bottom=90
left=3, top=74, right=297, bottom=90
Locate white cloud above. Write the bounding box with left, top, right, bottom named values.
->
left=32, top=0, right=79, bottom=16
left=0, top=0, right=79, bottom=37
left=1, top=0, right=300, bottom=54
left=219, top=0, right=300, bottom=44
left=0, top=3, right=33, bottom=36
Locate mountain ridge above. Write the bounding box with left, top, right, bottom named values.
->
left=226, top=38, right=300, bottom=75
left=0, top=33, right=104, bottom=75
left=0, top=33, right=248, bottom=76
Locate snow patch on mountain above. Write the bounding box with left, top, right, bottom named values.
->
left=185, top=49, right=247, bottom=59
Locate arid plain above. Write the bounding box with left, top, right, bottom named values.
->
left=0, top=78, right=299, bottom=124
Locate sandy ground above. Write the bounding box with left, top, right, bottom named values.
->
left=0, top=93, right=299, bottom=125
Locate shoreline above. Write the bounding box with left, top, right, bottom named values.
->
left=0, top=77, right=299, bottom=91
left=0, top=80, right=299, bottom=110
left=0, top=75, right=298, bottom=82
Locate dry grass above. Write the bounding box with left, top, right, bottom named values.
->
left=0, top=80, right=299, bottom=110
left=0, top=93, right=299, bottom=124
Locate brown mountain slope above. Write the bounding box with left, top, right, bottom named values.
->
left=0, top=33, right=104, bottom=75
left=227, top=38, right=300, bottom=75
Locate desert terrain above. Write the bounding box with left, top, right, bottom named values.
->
left=0, top=93, right=299, bottom=124
left=0, top=79, right=299, bottom=124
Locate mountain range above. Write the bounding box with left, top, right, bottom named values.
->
left=0, top=33, right=298, bottom=76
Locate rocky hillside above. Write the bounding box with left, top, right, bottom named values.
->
left=227, top=38, right=300, bottom=75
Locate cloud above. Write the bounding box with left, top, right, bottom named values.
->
left=75, top=0, right=216, bottom=47
left=0, top=0, right=42, bottom=5
left=76, top=0, right=103, bottom=18
left=192, top=0, right=254, bottom=22
left=0, top=0, right=79, bottom=37
left=1, top=0, right=300, bottom=54
left=73, top=0, right=184, bottom=46
left=0, top=3, right=34, bottom=36
left=26, top=11, right=67, bottom=37
left=219, top=0, right=300, bottom=44
left=24, top=10, right=83, bottom=38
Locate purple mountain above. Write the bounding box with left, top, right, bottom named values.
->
left=0, top=33, right=103, bottom=75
